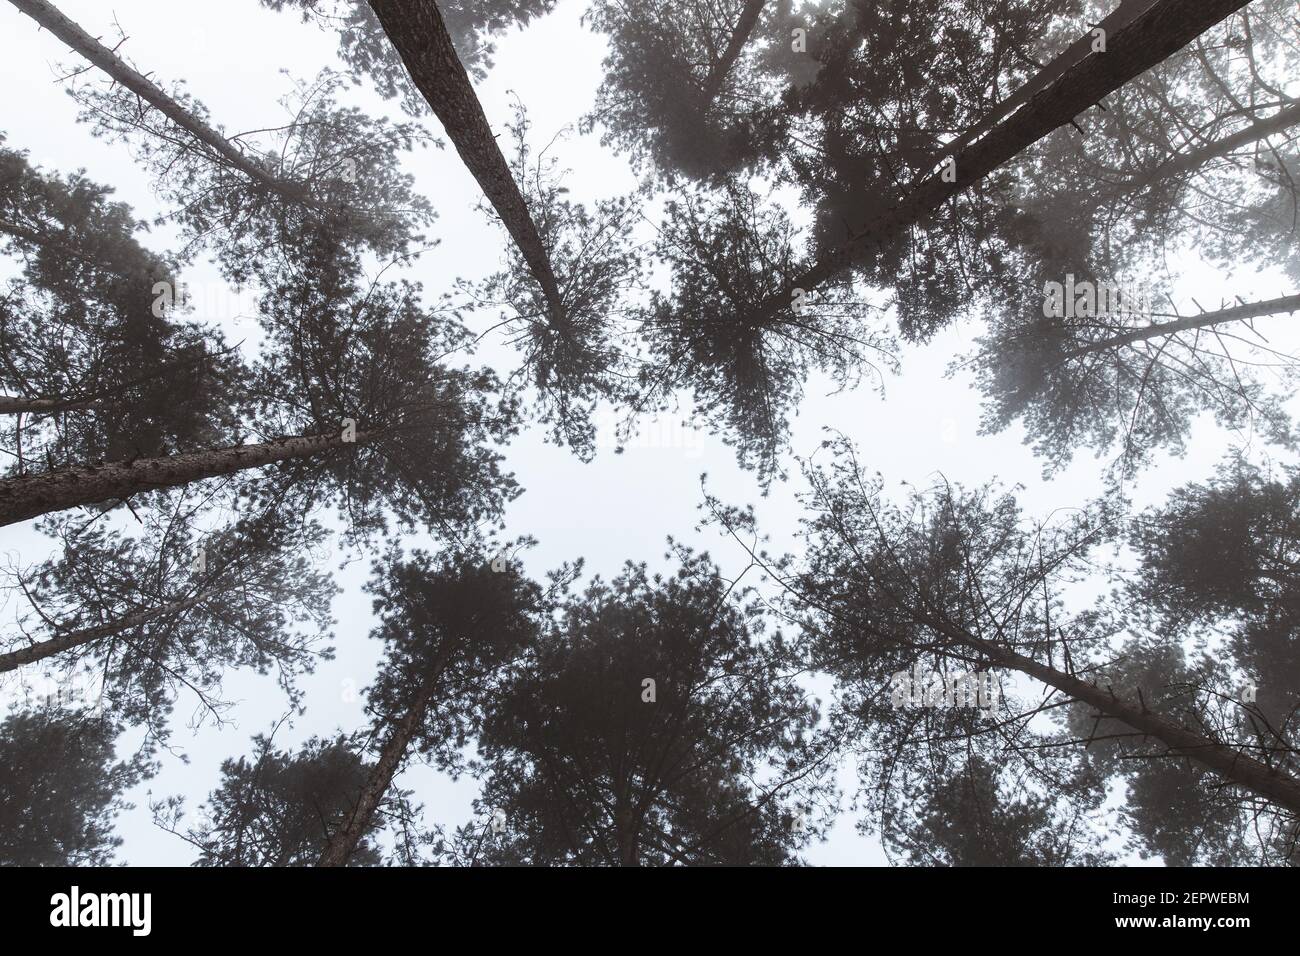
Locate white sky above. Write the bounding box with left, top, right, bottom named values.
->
left=1, top=0, right=1294, bottom=866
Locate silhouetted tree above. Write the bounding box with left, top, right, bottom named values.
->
left=455, top=548, right=835, bottom=866
left=0, top=705, right=148, bottom=866
left=367, top=0, right=568, bottom=326
left=637, top=179, right=890, bottom=477
left=0, top=246, right=518, bottom=534
left=967, top=282, right=1298, bottom=476
left=883, top=754, right=1114, bottom=866
left=584, top=0, right=790, bottom=180
left=0, top=501, right=336, bottom=740
left=160, top=733, right=386, bottom=866
left=0, top=143, right=244, bottom=468
left=317, top=547, right=554, bottom=865
left=748, top=437, right=1300, bottom=816
left=70, top=70, right=435, bottom=286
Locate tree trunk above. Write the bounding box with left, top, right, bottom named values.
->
left=316, top=678, right=438, bottom=867
left=6, top=0, right=311, bottom=208
left=0, top=395, right=94, bottom=415
left=366, top=0, right=566, bottom=326
left=1063, top=292, right=1300, bottom=359
left=0, top=591, right=218, bottom=672
left=0, top=428, right=374, bottom=527
left=942, top=0, right=1161, bottom=160
left=697, top=0, right=766, bottom=112
left=924, top=614, right=1300, bottom=815
left=752, top=0, right=1252, bottom=324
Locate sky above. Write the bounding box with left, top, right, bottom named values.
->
left=1, top=0, right=1295, bottom=866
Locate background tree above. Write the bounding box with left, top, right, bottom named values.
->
left=721, top=436, right=1300, bottom=825
left=455, top=547, right=835, bottom=866
left=317, top=546, right=554, bottom=865
left=966, top=280, right=1299, bottom=478
left=881, top=753, right=1114, bottom=866
left=0, top=705, right=150, bottom=866
left=583, top=0, right=792, bottom=180
left=0, top=243, right=519, bottom=534
left=636, top=179, right=890, bottom=478
left=0, top=142, right=244, bottom=469
left=962, top=0, right=1300, bottom=476
left=0, top=500, right=337, bottom=741
left=156, top=733, right=388, bottom=867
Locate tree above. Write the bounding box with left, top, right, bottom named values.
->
left=1129, top=460, right=1300, bottom=773
left=0, top=244, right=519, bottom=534
left=628, top=0, right=1255, bottom=470
left=961, top=0, right=1300, bottom=475
left=882, top=754, right=1114, bottom=866
left=0, top=501, right=336, bottom=738
left=466, top=106, right=644, bottom=459
left=967, top=283, right=1299, bottom=476
left=755, top=436, right=1300, bottom=816
left=1022, top=0, right=1300, bottom=284
left=0, top=705, right=149, bottom=866
left=1058, top=639, right=1292, bottom=865
left=0, top=143, right=245, bottom=468
left=583, top=0, right=787, bottom=180
left=159, top=734, right=386, bottom=867
left=455, top=548, right=835, bottom=866
left=367, top=0, right=568, bottom=326
left=69, top=68, right=435, bottom=286
left=317, top=547, right=552, bottom=865
left=737, top=0, right=1255, bottom=331
left=8, top=1, right=435, bottom=286
left=637, top=179, right=891, bottom=477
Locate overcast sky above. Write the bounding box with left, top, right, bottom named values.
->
left=1, top=0, right=1294, bottom=865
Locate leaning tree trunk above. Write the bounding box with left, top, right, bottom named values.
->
left=1063, top=292, right=1300, bottom=359
left=750, top=0, right=1253, bottom=325
left=0, top=428, right=376, bottom=527
left=697, top=0, right=766, bottom=112
left=316, top=677, right=438, bottom=867
left=922, top=613, right=1300, bottom=816
left=942, top=0, right=1161, bottom=160
left=6, top=0, right=312, bottom=208
left=0, top=591, right=218, bottom=672
left=366, top=0, right=566, bottom=326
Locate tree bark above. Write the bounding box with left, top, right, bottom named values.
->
left=1063, top=292, right=1300, bottom=359
left=0, top=428, right=374, bottom=527
left=0, top=591, right=218, bottom=672
left=942, top=0, right=1161, bottom=160
left=316, top=677, right=438, bottom=867
left=366, top=0, right=566, bottom=325
left=6, top=0, right=312, bottom=208
left=0, top=395, right=94, bottom=415
left=697, top=0, right=766, bottom=112
left=923, top=614, right=1300, bottom=815
left=752, top=0, right=1252, bottom=324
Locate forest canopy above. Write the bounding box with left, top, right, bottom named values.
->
left=0, top=0, right=1297, bottom=869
